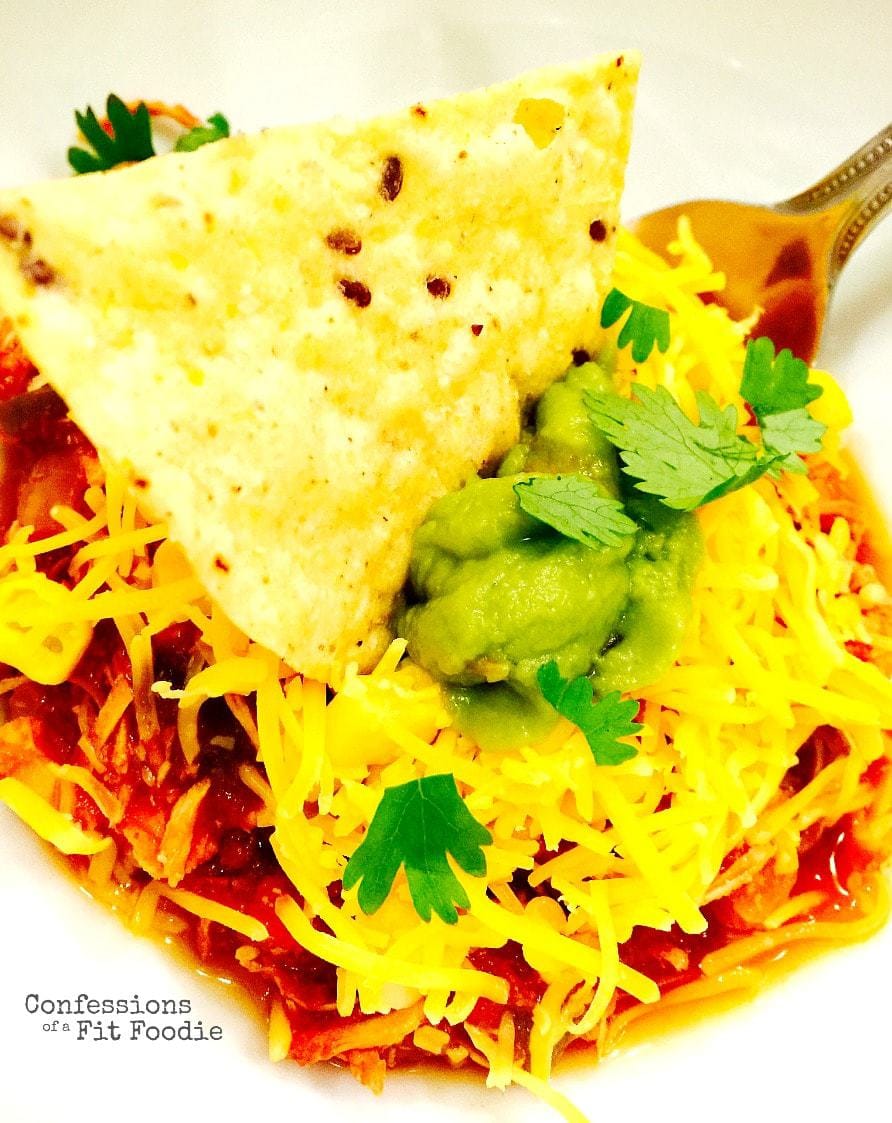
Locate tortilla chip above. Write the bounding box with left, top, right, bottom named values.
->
left=0, top=53, right=638, bottom=683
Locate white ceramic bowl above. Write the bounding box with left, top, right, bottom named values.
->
left=1, top=3, right=889, bottom=1121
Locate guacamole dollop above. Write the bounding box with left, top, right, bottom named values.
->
left=398, top=362, right=703, bottom=749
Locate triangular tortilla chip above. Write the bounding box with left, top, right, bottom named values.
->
left=0, top=53, right=638, bottom=682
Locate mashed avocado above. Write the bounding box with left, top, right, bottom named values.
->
left=398, top=362, right=703, bottom=749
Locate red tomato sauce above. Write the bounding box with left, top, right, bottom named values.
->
left=0, top=386, right=887, bottom=1079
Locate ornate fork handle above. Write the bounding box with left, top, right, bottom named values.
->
left=776, top=122, right=892, bottom=281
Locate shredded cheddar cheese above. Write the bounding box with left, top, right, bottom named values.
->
left=0, top=572, right=94, bottom=684
left=160, top=886, right=270, bottom=943
left=0, top=224, right=889, bottom=1123
left=0, top=776, right=111, bottom=854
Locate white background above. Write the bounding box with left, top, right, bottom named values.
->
left=0, top=2, right=890, bottom=1122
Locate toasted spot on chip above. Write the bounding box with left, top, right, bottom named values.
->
left=379, top=156, right=404, bottom=202
left=326, top=228, right=362, bottom=255
left=0, top=216, right=21, bottom=241
left=426, top=276, right=452, bottom=299
left=338, top=278, right=372, bottom=308
left=21, top=259, right=55, bottom=286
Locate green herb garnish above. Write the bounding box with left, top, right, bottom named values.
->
left=68, top=95, right=155, bottom=174
left=740, top=336, right=826, bottom=473
left=760, top=406, right=826, bottom=473
left=600, top=287, right=671, bottom=363
left=740, top=335, right=823, bottom=418
left=343, top=774, right=491, bottom=924
left=537, top=660, right=642, bottom=765
left=513, top=474, right=637, bottom=548
left=585, top=382, right=778, bottom=511
left=586, top=331, right=827, bottom=511
left=174, top=112, right=231, bottom=153
left=68, top=99, right=231, bottom=174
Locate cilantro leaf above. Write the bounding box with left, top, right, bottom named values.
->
left=600, top=288, right=671, bottom=363
left=739, top=337, right=826, bottom=474
left=513, top=474, right=637, bottom=548
left=761, top=407, right=827, bottom=475
left=585, top=384, right=781, bottom=511
left=68, top=95, right=155, bottom=174
left=740, top=336, right=823, bottom=419
left=760, top=406, right=826, bottom=457
left=342, top=774, right=491, bottom=924
left=537, top=661, right=641, bottom=765
left=174, top=112, right=231, bottom=153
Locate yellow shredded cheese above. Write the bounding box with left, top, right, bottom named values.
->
left=276, top=895, right=509, bottom=1004
left=0, top=572, right=94, bottom=684
left=268, top=998, right=293, bottom=1062
left=0, top=223, right=890, bottom=1119
left=0, top=776, right=111, bottom=854
left=47, top=764, right=123, bottom=825
left=160, top=886, right=270, bottom=942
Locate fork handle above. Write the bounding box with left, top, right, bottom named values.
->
left=779, top=123, right=891, bottom=212
left=776, top=122, right=892, bottom=281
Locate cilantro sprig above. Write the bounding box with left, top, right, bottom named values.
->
left=600, top=288, right=670, bottom=363
left=175, top=112, right=231, bottom=152
left=740, top=335, right=823, bottom=418
left=585, top=382, right=778, bottom=511
left=68, top=95, right=155, bottom=174
left=537, top=661, right=642, bottom=765
left=586, top=330, right=827, bottom=512
left=740, top=336, right=826, bottom=473
left=343, top=774, right=491, bottom=924
left=514, top=474, right=637, bottom=548
left=68, top=97, right=231, bottom=175
left=761, top=407, right=826, bottom=473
